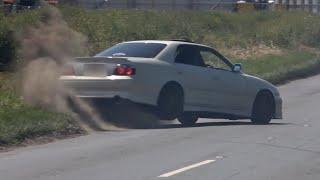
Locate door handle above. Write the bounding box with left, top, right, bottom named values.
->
left=177, top=71, right=183, bottom=75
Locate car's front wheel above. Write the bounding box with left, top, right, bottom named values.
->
left=251, top=91, right=274, bottom=124
left=178, top=113, right=198, bottom=126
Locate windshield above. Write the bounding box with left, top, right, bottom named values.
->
left=95, top=42, right=167, bottom=58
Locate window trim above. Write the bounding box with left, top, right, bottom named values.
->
left=174, top=44, right=234, bottom=71
left=174, top=44, right=206, bottom=67
left=199, top=46, right=234, bottom=71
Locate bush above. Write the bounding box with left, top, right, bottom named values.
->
left=0, top=13, right=15, bottom=66
left=0, top=30, right=16, bottom=66
left=0, top=10, right=40, bottom=69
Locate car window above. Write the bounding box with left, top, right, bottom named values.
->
left=174, top=45, right=205, bottom=67
left=199, top=48, right=231, bottom=71
left=95, top=43, right=167, bottom=58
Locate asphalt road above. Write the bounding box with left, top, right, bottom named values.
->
left=1, top=75, right=320, bottom=180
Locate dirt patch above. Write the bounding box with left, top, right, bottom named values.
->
left=298, top=45, right=320, bottom=55
left=223, top=44, right=284, bottom=59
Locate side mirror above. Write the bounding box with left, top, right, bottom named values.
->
left=233, top=63, right=242, bottom=73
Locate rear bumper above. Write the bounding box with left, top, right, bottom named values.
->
left=61, top=75, right=133, bottom=99
left=60, top=75, right=156, bottom=106
left=274, top=96, right=283, bottom=119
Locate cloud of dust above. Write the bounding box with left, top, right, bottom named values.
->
left=17, top=3, right=161, bottom=130
left=18, top=3, right=116, bottom=131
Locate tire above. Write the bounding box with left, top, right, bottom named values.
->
left=251, top=92, right=274, bottom=124
left=157, top=83, right=184, bottom=120
left=178, top=113, right=198, bottom=126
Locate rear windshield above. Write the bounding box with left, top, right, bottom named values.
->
left=95, top=43, right=167, bottom=58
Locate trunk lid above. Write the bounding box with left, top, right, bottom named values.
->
left=69, top=57, right=130, bottom=77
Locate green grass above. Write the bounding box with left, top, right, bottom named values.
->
left=0, top=103, right=80, bottom=145
left=1, top=7, right=320, bottom=146
left=0, top=73, right=81, bottom=145
left=234, top=52, right=320, bottom=84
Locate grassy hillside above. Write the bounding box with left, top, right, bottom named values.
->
left=0, top=7, right=320, bottom=145
left=2, top=7, right=320, bottom=59
left=57, top=7, right=320, bottom=52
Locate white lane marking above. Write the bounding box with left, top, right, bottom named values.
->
left=158, top=159, right=216, bottom=178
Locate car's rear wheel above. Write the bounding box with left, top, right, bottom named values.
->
left=178, top=113, right=198, bottom=126
left=157, top=83, right=184, bottom=120
left=251, top=91, right=274, bottom=124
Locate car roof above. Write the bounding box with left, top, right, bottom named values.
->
left=122, top=40, right=212, bottom=48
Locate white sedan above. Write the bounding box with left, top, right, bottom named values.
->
left=60, top=40, right=282, bottom=125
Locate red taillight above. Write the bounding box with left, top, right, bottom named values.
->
left=62, top=65, right=75, bottom=76
left=114, top=65, right=135, bottom=76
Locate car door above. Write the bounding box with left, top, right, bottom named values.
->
left=173, top=44, right=213, bottom=111
left=199, top=47, right=248, bottom=114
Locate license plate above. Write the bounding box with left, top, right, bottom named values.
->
left=83, top=64, right=107, bottom=77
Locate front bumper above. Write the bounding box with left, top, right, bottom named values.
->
left=274, top=96, right=283, bottom=119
